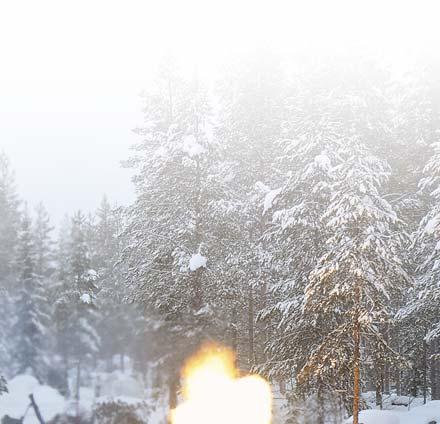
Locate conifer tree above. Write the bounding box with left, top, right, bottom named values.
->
left=0, top=152, right=20, bottom=374
left=12, top=207, right=50, bottom=381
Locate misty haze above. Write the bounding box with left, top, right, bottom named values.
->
left=1, top=2, right=440, bottom=424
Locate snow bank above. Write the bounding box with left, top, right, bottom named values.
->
left=399, top=401, right=440, bottom=424
left=357, top=410, right=399, bottom=424
left=346, top=401, right=440, bottom=424
left=0, top=375, right=65, bottom=423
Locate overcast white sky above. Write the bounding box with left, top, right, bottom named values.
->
left=0, top=80, right=141, bottom=225
left=0, top=0, right=438, bottom=225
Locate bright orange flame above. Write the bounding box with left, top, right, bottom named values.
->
left=170, top=343, right=272, bottom=424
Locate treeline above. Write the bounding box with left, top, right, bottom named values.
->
left=1, top=51, right=440, bottom=423
left=123, top=53, right=440, bottom=422
left=0, top=158, right=146, bottom=398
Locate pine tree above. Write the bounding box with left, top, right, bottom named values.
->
left=52, top=212, right=99, bottom=396
left=301, top=140, right=408, bottom=422
left=403, top=141, right=440, bottom=399
left=33, top=202, right=55, bottom=279
left=93, top=197, right=137, bottom=371
left=12, top=207, right=50, bottom=381
left=0, top=152, right=21, bottom=375
left=124, top=61, right=233, bottom=405
left=68, top=211, right=100, bottom=362
left=216, top=50, right=288, bottom=368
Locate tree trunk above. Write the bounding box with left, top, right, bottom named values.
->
left=431, top=339, right=440, bottom=400
left=353, top=319, right=361, bottom=424
left=396, top=366, right=401, bottom=396
left=316, top=383, right=325, bottom=424
left=375, top=379, right=383, bottom=409
left=383, top=323, right=390, bottom=394
left=168, top=373, right=179, bottom=418
left=231, top=307, right=238, bottom=367
left=248, top=284, right=255, bottom=368
left=353, top=284, right=361, bottom=424
left=75, top=359, right=81, bottom=424
left=423, top=341, right=428, bottom=404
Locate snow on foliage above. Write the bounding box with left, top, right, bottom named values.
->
left=263, top=187, right=282, bottom=215
left=182, top=134, right=206, bottom=158
left=189, top=253, right=207, bottom=271
left=80, top=293, right=92, bottom=304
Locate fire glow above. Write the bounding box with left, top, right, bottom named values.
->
left=170, top=343, right=272, bottom=424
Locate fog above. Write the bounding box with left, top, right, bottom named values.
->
left=0, top=80, right=141, bottom=224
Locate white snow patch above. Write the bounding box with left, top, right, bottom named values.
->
left=80, top=293, right=92, bottom=304
left=189, top=253, right=207, bottom=271
left=182, top=135, right=205, bottom=158
left=0, top=375, right=65, bottom=424
left=425, top=215, right=439, bottom=235
left=99, top=370, right=145, bottom=398
left=314, top=153, right=331, bottom=170
left=346, top=400, right=440, bottom=424
left=346, top=410, right=398, bottom=424
left=263, top=187, right=282, bottom=215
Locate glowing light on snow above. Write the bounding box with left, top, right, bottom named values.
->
left=170, top=343, right=272, bottom=424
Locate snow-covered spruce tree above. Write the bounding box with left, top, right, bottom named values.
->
left=395, top=66, right=440, bottom=400
left=402, top=141, right=440, bottom=399
left=123, top=62, right=230, bottom=405
left=92, top=197, right=137, bottom=372
left=0, top=152, right=20, bottom=373
left=258, top=109, right=341, bottom=423
left=52, top=216, right=73, bottom=394
left=12, top=207, right=50, bottom=381
left=33, top=202, right=55, bottom=279
left=53, top=212, right=99, bottom=396
left=68, top=212, right=99, bottom=390
left=215, top=50, right=288, bottom=368
left=300, top=139, right=408, bottom=423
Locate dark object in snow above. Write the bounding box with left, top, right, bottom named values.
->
left=29, top=394, right=45, bottom=424
left=391, top=396, right=410, bottom=407
left=1, top=394, right=46, bottom=424
left=1, top=417, right=23, bottom=424
left=0, top=376, right=7, bottom=395
left=428, top=421, right=437, bottom=424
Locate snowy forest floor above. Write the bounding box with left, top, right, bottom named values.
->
left=1, top=360, right=440, bottom=424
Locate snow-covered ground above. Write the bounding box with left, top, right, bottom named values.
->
left=0, top=375, right=65, bottom=423
left=346, top=401, right=440, bottom=424
left=0, top=369, right=164, bottom=424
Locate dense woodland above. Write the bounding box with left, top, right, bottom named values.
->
left=1, top=52, right=440, bottom=423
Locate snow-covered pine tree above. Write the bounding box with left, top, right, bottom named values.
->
left=93, top=197, right=137, bottom=371
left=215, top=49, right=287, bottom=368
left=124, top=61, right=229, bottom=404
left=12, top=207, right=50, bottom=381
left=33, top=202, right=55, bottom=279
left=0, top=152, right=20, bottom=373
left=52, top=215, right=73, bottom=394
left=300, top=139, right=408, bottom=423
left=68, top=211, right=100, bottom=364
left=403, top=141, right=440, bottom=399
left=52, top=212, right=99, bottom=396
